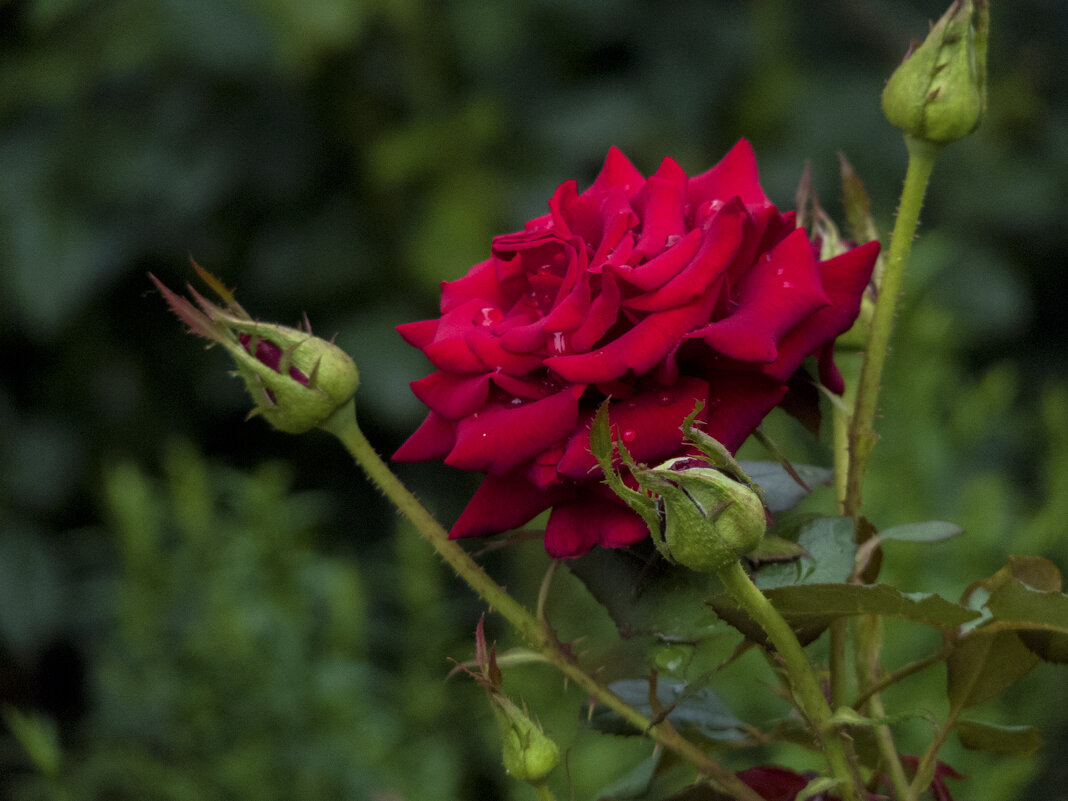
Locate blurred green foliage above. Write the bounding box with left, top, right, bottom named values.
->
left=1, top=0, right=1066, bottom=799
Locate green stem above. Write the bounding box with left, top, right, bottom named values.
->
left=321, top=402, right=765, bottom=801
left=845, top=136, right=940, bottom=518
left=905, top=706, right=961, bottom=801
left=856, top=617, right=910, bottom=800
left=533, top=783, right=556, bottom=801
left=716, top=560, right=859, bottom=801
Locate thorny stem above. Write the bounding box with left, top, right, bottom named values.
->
left=838, top=135, right=941, bottom=798
left=845, top=135, right=940, bottom=518
left=321, top=401, right=765, bottom=801
left=716, top=560, right=860, bottom=801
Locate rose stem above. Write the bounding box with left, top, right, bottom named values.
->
left=845, top=135, right=940, bottom=517
left=843, top=134, right=941, bottom=801
left=715, top=559, right=861, bottom=801
left=320, top=400, right=766, bottom=801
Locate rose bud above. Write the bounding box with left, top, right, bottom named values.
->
left=637, top=457, right=767, bottom=573
left=491, top=691, right=561, bottom=786
left=464, top=616, right=560, bottom=787
left=882, top=0, right=988, bottom=145
left=151, top=265, right=359, bottom=434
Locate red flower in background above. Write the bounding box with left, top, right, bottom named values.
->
left=394, top=141, right=878, bottom=558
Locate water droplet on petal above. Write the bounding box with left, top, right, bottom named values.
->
left=524, top=291, right=539, bottom=308
left=782, top=280, right=793, bottom=289
left=551, top=332, right=567, bottom=353
left=473, top=307, right=502, bottom=326
left=621, top=428, right=637, bottom=443
left=624, top=400, right=638, bottom=409
left=775, top=267, right=784, bottom=276
left=658, top=394, right=673, bottom=406
left=509, top=397, right=524, bottom=406
left=665, top=234, right=682, bottom=248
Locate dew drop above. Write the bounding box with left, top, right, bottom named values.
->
left=509, top=397, right=524, bottom=406
left=624, top=400, right=638, bottom=409
left=473, top=307, right=502, bottom=326
left=665, top=234, right=682, bottom=248
left=782, top=280, right=794, bottom=289
left=551, top=332, right=567, bottom=353
left=775, top=267, right=785, bottom=276
left=621, top=428, right=637, bottom=443
left=524, top=291, right=539, bottom=307
left=658, top=394, right=674, bottom=406
left=537, top=263, right=552, bottom=274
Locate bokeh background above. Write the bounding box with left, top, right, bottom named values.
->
left=1, top=1, right=1066, bottom=799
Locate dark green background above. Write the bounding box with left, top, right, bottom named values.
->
left=2, top=1, right=1066, bottom=799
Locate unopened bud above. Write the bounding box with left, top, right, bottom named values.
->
left=491, top=694, right=560, bottom=785
left=638, top=458, right=767, bottom=573
left=152, top=263, right=359, bottom=434
left=882, top=0, right=988, bottom=145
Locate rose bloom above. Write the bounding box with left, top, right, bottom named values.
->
left=394, top=141, right=879, bottom=558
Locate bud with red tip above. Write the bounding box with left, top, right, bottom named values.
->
left=152, top=262, right=359, bottom=434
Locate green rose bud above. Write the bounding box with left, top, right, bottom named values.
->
left=491, top=693, right=561, bottom=785
left=882, top=0, right=988, bottom=145
left=639, top=458, right=767, bottom=573
left=152, top=264, right=359, bottom=434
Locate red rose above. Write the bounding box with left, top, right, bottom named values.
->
left=394, top=141, right=878, bottom=558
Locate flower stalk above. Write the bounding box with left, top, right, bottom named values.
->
left=715, top=560, right=861, bottom=801
left=845, top=135, right=940, bottom=519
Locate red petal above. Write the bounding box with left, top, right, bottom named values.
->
left=466, top=332, right=546, bottom=375
left=689, top=228, right=828, bottom=364
left=446, top=385, right=585, bottom=474
left=704, top=371, right=789, bottom=452
left=410, top=372, right=490, bottom=419
left=686, top=138, right=770, bottom=208
left=556, top=377, right=710, bottom=479
left=451, top=474, right=574, bottom=539
left=589, top=146, right=645, bottom=195
left=631, top=159, right=688, bottom=259
left=760, top=240, right=879, bottom=383
left=392, top=411, right=456, bottom=462
left=546, top=290, right=717, bottom=384
left=397, top=319, right=439, bottom=349
left=623, top=199, right=743, bottom=312
left=440, top=259, right=509, bottom=314
left=736, top=765, right=809, bottom=801
left=544, top=497, right=650, bottom=558
left=613, top=229, right=702, bottom=291
left=570, top=272, right=621, bottom=352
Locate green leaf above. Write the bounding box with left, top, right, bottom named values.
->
left=878, top=520, right=964, bottom=543
left=745, top=536, right=809, bottom=567
left=594, top=750, right=661, bottom=800
left=947, top=630, right=1038, bottom=709
left=2, top=705, right=61, bottom=777
left=568, top=545, right=727, bottom=642
left=589, top=679, right=749, bottom=743
left=737, top=461, right=833, bottom=512
left=956, top=720, right=1043, bottom=756
left=710, top=583, right=979, bottom=648
left=754, top=517, right=854, bottom=590
left=986, top=579, right=1068, bottom=663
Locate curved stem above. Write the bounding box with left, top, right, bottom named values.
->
left=321, top=402, right=765, bottom=801
left=716, top=560, right=860, bottom=801
left=845, top=136, right=940, bottom=518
